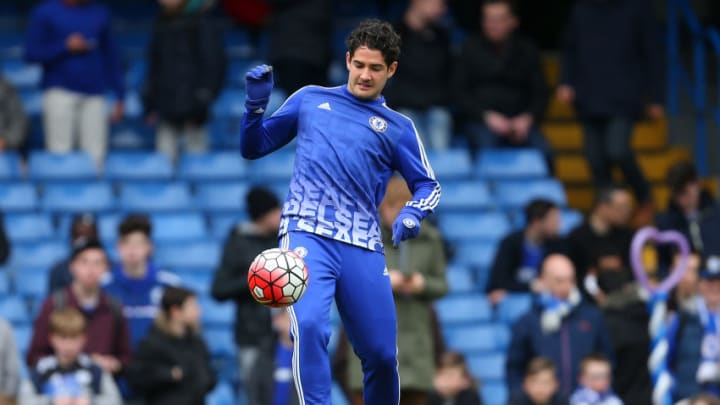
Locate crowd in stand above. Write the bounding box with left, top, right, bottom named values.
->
left=0, top=0, right=714, bottom=404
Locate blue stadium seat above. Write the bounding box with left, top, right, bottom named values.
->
left=206, top=381, right=236, bottom=405
left=124, top=59, right=146, bottom=91
left=435, top=294, right=492, bottom=325
left=177, top=272, right=212, bottom=296
left=41, top=182, right=114, bottom=213
left=495, top=179, right=567, bottom=208
left=560, top=209, right=584, bottom=236
left=178, top=152, right=247, bottom=181
left=444, top=323, right=510, bottom=354
left=151, top=213, right=208, bottom=242
left=97, top=213, right=121, bottom=245
left=426, top=149, right=473, bottom=181
left=0, top=296, right=29, bottom=325
left=19, top=89, right=42, bottom=117
left=247, top=151, right=295, bottom=182
left=119, top=182, right=192, bottom=212
left=475, top=148, right=548, bottom=179
left=1, top=61, right=41, bottom=89
left=209, top=213, right=247, bottom=239
left=446, top=265, right=476, bottom=294
left=0, top=152, right=21, bottom=180
left=110, top=119, right=155, bottom=150
left=28, top=152, right=98, bottom=181
left=13, top=324, right=31, bottom=356
left=466, top=352, right=506, bottom=381
left=0, top=183, right=37, bottom=212
left=121, top=91, right=143, bottom=120
left=212, top=89, right=246, bottom=118
left=10, top=241, right=68, bottom=270
left=5, top=213, right=55, bottom=242
left=200, top=298, right=234, bottom=327
left=481, top=381, right=509, bottom=405
left=451, top=240, right=498, bottom=270
left=438, top=212, right=511, bottom=242
left=497, top=293, right=533, bottom=324
left=105, top=152, right=173, bottom=181
left=155, top=241, right=222, bottom=270
left=195, top=182, right=249, bottom=213
left=203, top=327, right=235, bottom=358
left=437, top=181, right=493, bottom=212
left=227, top=59, right=262, bottom=88
left=0, top=272, right=10, bottom=295
left=15, top=271, right=48, bottom=300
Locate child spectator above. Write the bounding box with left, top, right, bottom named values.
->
left=428, top=351, right=483, bottom=405
left=21, top=308, right=122, bottom=405
left=508, top=357, right=568, bottom=405
left=126, top=286, right=216, bottom=405
left=569, top=354, right=622, bottom=405
left=103, top=214, right=180, bottom=348
left=0, top=317, right=20, bottom=405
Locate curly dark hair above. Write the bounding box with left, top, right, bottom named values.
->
left=118, top=213, right=152, bottom=239
left=345, top=19, right=401, bottom=67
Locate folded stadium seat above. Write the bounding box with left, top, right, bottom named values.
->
left=0, top=272, right=10, bottom=296
left=436, top=180, right=493, bottom=212
left=497, top=293, right=533, bottom=325
left=0, top=295, right=29, bottom=325
left=1, top=61, right=41, bottom=89
left=438, top=212, right=511, bottom=243
left=212, top=89, right=247, bottom=119
left=443, top=323, right=511, bottom=354
left=119, top=182, right=192, bottom=212
left=435, top=293, right=492, bottom=326
left=13, top=323, right=31, bottom=357
left=105, top=152, right=173, bottom=182
left=199, top=297, right=234, bottom=327
left=14, top=270, right=48, bottom=301
left=28, top=152, right=98, bottom=182
left=95, top=213, right=120, bottom=244
left=176, top=271, right=212, bottom=296
left=205, top=380, right=236, bottom=405
left=110, top=119, right=156, bottom=150
left=41, top=182, right=114, bottom=213
left=0, top=183, right=37, bottom=212
left=0, top=152, right=21, bottom=180
left=178, top=152, right=247, bottom=182
left=209, top=213, right=248, bottom=239
left=445, top=265, right=476, bottom=294
left=0, top=32, right=23, bottom=59
left=494, top=179, right=567, bottom=208
left=246, top=151, right=295, bottom=183
left=4, top=213, right=55, bottom=243
left=450, top=240, right=499, bottom=270
left=9, top=240, right=68, bottom=270
left=154, top=240, right=222, bottom=271
left=475, top=148, right=548, bottom=179
left=481, top=381, right=509, bottom=405
left=151, top=213, right=208, bottom=243
left=19, top=89, right=42, bottom=117
left=426, top=149, right=473, bottom=181
left=195, top=182, right=249, bottom=213
left=466, top=351, right=506, bottom=381
left=203, top=327, right=236, bottom=358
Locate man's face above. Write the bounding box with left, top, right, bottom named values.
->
left=675, top=182, right=701, bottom=212
left=580, top=361, right=612, bottom=393
left=481, top=3, right=517, bottom=43
left=346, top=46, right=397, bottom=100
left=117, top=232, right=152, bottom=269
left=70, top=249, right=108, bottom=290
left=541, top=255, right=576, bottom=300
left=415, top=0, right=447, bottom=22
left=50, top=334, right=86, bottom=364
left=524, top=370, right=558, bottom=404
left=601, top=190, right=633, bottom=227
left=700, top=278, right=720, bottom=309
left=178, top=296, right=201, bottom=329
left=538, top=208, right=561, bottom=239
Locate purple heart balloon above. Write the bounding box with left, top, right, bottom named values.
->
left=630, top=226, right=691, bottom=294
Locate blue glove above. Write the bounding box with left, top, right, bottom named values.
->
left=245, top=64, right=274, bottom=111
left=392, top=207, right=422, bottom=246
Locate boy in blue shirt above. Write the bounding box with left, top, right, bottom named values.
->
left=241, top=18, right=440, bottom=405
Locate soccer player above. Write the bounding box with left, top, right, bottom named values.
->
left=240, top=18, right=440, bottom=405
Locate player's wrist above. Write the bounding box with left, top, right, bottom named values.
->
left=399, top=206, right=423, bottom=222
left=245, top=98, right=269, bottom=114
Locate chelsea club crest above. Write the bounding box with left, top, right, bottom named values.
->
left=369, top=116, right=388, bottom=133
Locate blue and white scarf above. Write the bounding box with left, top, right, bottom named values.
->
left=696, top=297, right=720, bottom=384
left=569, top=386, right=623, bottom=405
left=539, top=288, right=581, bottom=334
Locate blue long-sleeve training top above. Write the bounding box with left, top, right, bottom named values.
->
left=24, top=0, right=124, bottom=99
left=240, top=85, right=441, bottom=252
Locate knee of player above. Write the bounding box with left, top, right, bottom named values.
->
left=360, top=344, right=397, bottom=370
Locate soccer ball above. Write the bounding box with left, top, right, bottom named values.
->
left=248, top=248, right=309, bottom=307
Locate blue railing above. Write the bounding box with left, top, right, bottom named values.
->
left=667, top=0, right=709, bottom=175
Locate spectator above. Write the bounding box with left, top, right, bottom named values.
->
left=507, top=254, right=613, bottom=397
left=270, top=309, right=298, bottom=405
left=656, top=162, right=716, bottom=266
left=672, top=253, right=702, bottom=313
left=103, top=214, right=180, bottom=349
left=453, top=0, right=552, bottom=168
left=24, top=0, right=124, bottom=168
left=556, top=0, right=664, bottom=223
left=48, top=213, right=99, bottom=293
left=266, top=0, right=332, bottom=94
left=668, top=255, right=720, bottom=401
left=428, top=351, right=483, bottom=405
left=0, top=74, right=28, bottom=151
left=596, top=265, right=651, bottom=405
left=347, top=176, right=448, bottom=405
left=0, top=317, right=21, bottom=405
left=27, top=240, right=131, bottom=378
left=486, top=199, right=562, bottom=304
left=508, top=357, right=568, bottom=405
left=383, top=0, right=453, bottom=150
left=210, top=187, right=281, bottom=405
left=143, top=0, right=226, bottom=162
left=686, top=393, right=720, bottom=405
left=21, top=308, right=122, bottom=405
left=126, top=286, right=216, bottom=405
left=569, top=354, right=622, bottom=405
left=565, top=185, right=634, bottom=298
left=0, top=214, right=8, bottom=266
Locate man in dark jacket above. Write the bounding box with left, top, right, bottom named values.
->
left=557, top=0, right=663, bottom=214
left=143, top=0, right=226, bottom=161
left=453, top=0, right=551, bottom=167
left=487, top=199, right=562, bottom=304
left=48, top=213, right=99, bottom=293
left=211, top=186, right=281, bottom=405
left=506, top=254, right=613, bottom=397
